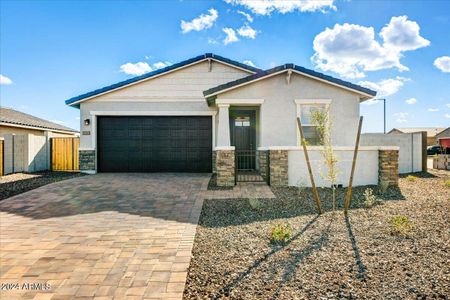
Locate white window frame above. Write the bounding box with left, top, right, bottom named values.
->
left=294, top=99, right=332, bottom=145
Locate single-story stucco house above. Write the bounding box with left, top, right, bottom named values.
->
left=66, top=53, right=399, bottom=187
left=0, top=107, right=79, bottom=137
left=388, top=127, right=445, bottom=146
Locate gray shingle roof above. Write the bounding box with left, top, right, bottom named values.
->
left=203, top=63, right=377, bottom=98
left=0, top=107, right=78, bottom=133
left=65, top=53, right=262, bottom=107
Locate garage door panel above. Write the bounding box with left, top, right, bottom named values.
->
left=97, top=116, right=212, bottom=172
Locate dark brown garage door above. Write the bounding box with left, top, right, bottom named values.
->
left=97, top=116, right=212, bottom=172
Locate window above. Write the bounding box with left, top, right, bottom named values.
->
left=234, top=116, right=250, bottom=127
left=295, top=100, right=331, bottom=146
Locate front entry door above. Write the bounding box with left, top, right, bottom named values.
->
left=230, top=109, right=256, bottom=170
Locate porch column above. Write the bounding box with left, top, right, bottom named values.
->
left=217, top=104, right=231, bottom=147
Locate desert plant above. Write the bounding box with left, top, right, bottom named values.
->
left=445, top=180, right=450, bottom=188
left=406, top=175, right=417, bottom=182
left=248, top=198, right=263, bottom=211
left=311, top=108, right=339, bottom=211
left=363, top=188, right=377, bottom=208
left=270, top=222, right=292, bottom=244
left=390, top=215, right=414, bottom=237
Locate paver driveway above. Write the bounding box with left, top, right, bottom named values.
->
left=0, top=173, right=210, bottom=300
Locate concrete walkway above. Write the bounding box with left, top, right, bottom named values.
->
left=0, top=173, right=209, bottom=300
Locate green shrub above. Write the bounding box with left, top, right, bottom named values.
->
left=445, top=180, right=450, bottom=188
left=270, top=222, right=292, bottom=244
left=390, top=215, right=414, bottom=236
left=406, top=175, right=417, bottom=182
left=363, top=188, right=377, bottom=208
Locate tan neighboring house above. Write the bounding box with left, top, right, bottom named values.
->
left=388, top=127, right=445, bottom=146
left=0, top=107, right=79, bottom=137
left=0, top=107, right=78, bottom=175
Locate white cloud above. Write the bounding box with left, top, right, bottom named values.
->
left=380, top=15, right=430, bottom=51
left=428, top=108, right=439, bottom=112
left=223, top=27, right=239, bottom=44
left=446, top=103, right=450, bottom=108
left=358, top=77, right=408, bottom=97
left=181, top=8, right=218, bottom=33
left=237, top=24, right=257, bottom=39
left=237, top=10, right=253, bottom=22
left=434, top=56, right=450, bottom=73
left=0, top=74, right=13, bottom=85
left=120, top=62, right=152, bottom=76
left=311, top=16, right=429, bottom=78
left=394, top=112, right=408, bottom=123
left=153, top=61, right=172, bottom=69
left=225, top=0, right=336, bottom=15
left=405, top=97, right=417, bottom=105
left=243, top=60, right=256, bottom=67
left=208, top=38, right=219, bottom=44
left=445, top=113, right=450, bottom=119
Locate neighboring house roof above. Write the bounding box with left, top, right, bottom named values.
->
left=0, top=107, right=78, bottom=133
left=65, top=53, right=262, bottom=107
left=203, top=63, right=377, bottom=102
left=388, top=127, right=446, bottom=137
left=435, top=127, right=450, bottom=137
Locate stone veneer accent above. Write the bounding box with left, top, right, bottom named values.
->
left=79, top=150, right=95, bottom=171
left=258, top=150, right=269, bottom=182
left=378, top=150, right=399, bottom=187
left=269, top=150, right=288, bottom=186
left=216, top=150, right=235, bottom=187
left=212, top=150, right=217, bottom=174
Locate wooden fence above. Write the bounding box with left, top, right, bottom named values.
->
left=51, top=137, right=80, bottom=171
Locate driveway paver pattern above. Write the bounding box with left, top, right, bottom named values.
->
left=0, top=173, right=209, bottom=300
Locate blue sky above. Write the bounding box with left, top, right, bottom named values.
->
left=1, top=0, right=449, bottom=132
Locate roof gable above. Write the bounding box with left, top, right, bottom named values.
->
left=204, top=64, right=377, bottom=102
left=0, top=107, right=78, bottom=133
left=65, top=53, right=261, bottom=107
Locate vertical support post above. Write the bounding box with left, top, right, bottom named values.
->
left=345, top=116, right=363, bottom=215
left=296, top=117, right=322, bottom=214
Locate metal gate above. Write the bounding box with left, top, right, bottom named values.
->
left=235, top=150, right=269, bottom=183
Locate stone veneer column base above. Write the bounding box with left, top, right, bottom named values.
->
left=216, top=149, right=235, bottom=187
left=212, top=150, right=217, bottom=174
left=79, top=150, right=96, bottom=173
left=258, top=150, right=269, bottom=183
left=269, top=150, right=288, bottom=187
left=379, top=150, right=399, bottom=188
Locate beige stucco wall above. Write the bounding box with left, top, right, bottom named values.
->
left=78, top=60, right=251, bottom=149
left=216, top=72, right=362, bottom=147
left=0, top=125, right=45, bottom=136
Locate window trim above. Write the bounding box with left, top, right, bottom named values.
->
left=294, top=99, right=332, bottom=145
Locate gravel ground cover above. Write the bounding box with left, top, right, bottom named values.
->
left=184, top=170, right=450, bottom=299
left=0, top=171, right=85, bottom=201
